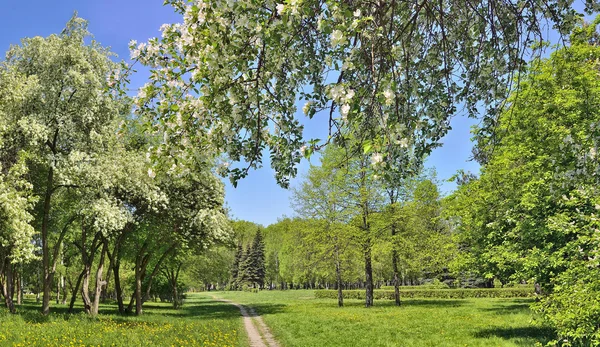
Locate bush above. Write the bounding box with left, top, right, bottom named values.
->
left=380, top=283, right=450, bottom=290
left=314, top=287, right=534, bottom=300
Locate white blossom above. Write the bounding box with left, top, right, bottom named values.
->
left=303, top=101, right=312, bottom=115
left=371, top=153, right=383, bottom=165
left=331, top=30, right=345, bottom=47
left=341, top=104, right=350, bottom=117
left=276, top=4, right=285, bottom=15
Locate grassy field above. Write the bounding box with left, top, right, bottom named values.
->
left=0, top=295, right=245, bottom=347
left=0, top=291, right=554, bottom=347
left=212, top=290, right=554, bottom=347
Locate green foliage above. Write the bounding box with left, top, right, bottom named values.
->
left=446, top=17, right=600, bottom=344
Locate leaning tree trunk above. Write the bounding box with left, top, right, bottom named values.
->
left=113, top=259, right=125, bottom=314
left=68, top=269, right=85, bottom=313
left=81, top=262, right=93, bottom=314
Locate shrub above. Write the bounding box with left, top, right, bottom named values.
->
left=380, top=283, right=450, bottom=290
left=314, top=287, right=534, bottom=300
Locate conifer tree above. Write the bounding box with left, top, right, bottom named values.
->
left=228, top=243, right=243, bottom=290
left=248, top=230, right=266, bottom=289
left=236, top=247, right=250, bottom=289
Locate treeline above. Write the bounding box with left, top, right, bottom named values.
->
left=0, top=16, right=231, bottom=316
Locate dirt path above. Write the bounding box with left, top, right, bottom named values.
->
left=213, top=297, right=280, bottom=347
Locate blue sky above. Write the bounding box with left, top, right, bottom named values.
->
left=0, top=1, right=481, bottom=226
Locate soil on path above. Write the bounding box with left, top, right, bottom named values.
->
left=213, top=297, right=280, bottom=347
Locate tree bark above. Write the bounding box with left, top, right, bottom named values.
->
left=81, top=262, right=93, bottom=314
left=391, top=219, right=401, bottom=306
left=135, top=266, right=143, bottom=315
left=1, top=259, right=15, bottom=313
left=334, top=242, right=343, bottom=307
left=16, top=270, right=22, bottom=305
left=364, top=244, right=374, bottom=307
left=113, top=258, right=125, bottom=314
left=41, top=166, right=54, bottom=315
left=80, top=226, right=100, bottom=315
left=91, top=241, right=108, bottom=315
left=68, top=269, right=85, bottom=313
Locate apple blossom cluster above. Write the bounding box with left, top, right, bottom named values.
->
left=131, top=0, right=584, bottom=188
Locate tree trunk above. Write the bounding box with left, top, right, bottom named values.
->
left=335, top=260, right=344, bottom=307
left=333, top=241, right=343, bottom=307
left=364, top=245, right=374, bottom=307
left=135, top=267, right=143, bottom=315
left=68, top=269, right=85, bottom=313
left=41, top=166, right=54, bottom=315
left=81, top=262, right=92, bottom=314
left=113, top=259, right=125, bottom=314
left=392, top=248, right=401, bottom=306
left=390, top=217, right=401, bottom=306
left=1, top=259, right=15, bottom=313
left=16, top=270, right=22, bottom=305
left=91, top=241, right=108, bottom=315
left=61, top=274, right=67, bottom=305
left=79, top=226, right=97, bottom=315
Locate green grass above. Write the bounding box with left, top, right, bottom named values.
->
left=211, top=290, right=555, bottom=347
left=0, top=294, right=245, bottom=347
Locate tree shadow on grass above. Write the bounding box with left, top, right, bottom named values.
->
left=8, top=296, right=279, bottom=323
left=246, top=303, right=287, bottom=316
left=482, top=303, right=531, bottom=315
left=474, top=326, right=556, bottom=346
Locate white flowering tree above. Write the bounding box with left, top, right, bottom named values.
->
left=130, top=0, right=598, bottom=188
left=0, top=14, right=128, bottom=315
left=0, top=162, right=36, bottom=313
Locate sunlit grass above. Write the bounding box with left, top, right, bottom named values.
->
left=211, top=290, right=554, bottom=347
left=0, top=294, right=245, bottom=347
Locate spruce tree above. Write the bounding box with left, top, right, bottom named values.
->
left=228, top=243, right=243, bottom=290
left=248, top=230, right=266, bottom=289
left=236, top=247, right=250, bottom=289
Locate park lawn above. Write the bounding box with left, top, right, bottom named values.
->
left=0, top=294, right=246, bottom=347
left=211, top=290, right=555, bottom=347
